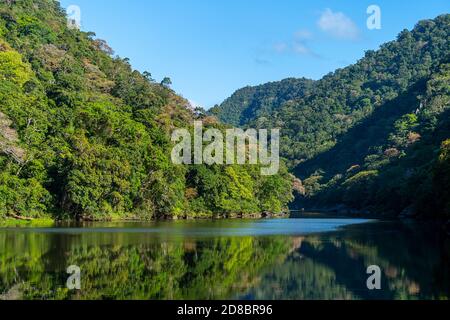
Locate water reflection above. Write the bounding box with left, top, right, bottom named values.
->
left=0, top=219, right=448, bottom=300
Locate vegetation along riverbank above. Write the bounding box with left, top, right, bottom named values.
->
left=1, top=1, right=449, bottom=223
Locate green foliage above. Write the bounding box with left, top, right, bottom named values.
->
left=0, top=0, right=293, bottom=220
left=0, top=43, right=31, bottom=85
left=210, top=78, right=314, bottom=127
left=185, top=163, right=293, bottom=216
left=433, top=140, right=450, bottom=217
left=215, top=14, right=450, bottom=218
left=341, top=171, right=379, bottom=209
left=215, top=15, right=449, bottom=169
left=0, top=172, right=51, bottom=218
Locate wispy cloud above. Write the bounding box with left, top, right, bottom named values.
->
left=292, top=42, right=310, bottom=55
left=272, top=29, right=320, bottom=58
left=254, top=57, right=271, bottom=65
left=294, top=29, right=313, bottom=41
left=317, top=8, right=360, bottom=40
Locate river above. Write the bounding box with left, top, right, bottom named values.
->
left=0, top=218, right=448, bottom=300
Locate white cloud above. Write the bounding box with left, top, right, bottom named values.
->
left=272, top=30, right=319, bottom=57
left=293, top=30, right=314, bottom=55
left=318, top=8, right=359, bottom=40
left=292, top=42, right=310, bottom=55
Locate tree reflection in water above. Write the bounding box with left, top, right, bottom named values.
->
left=0, top=220, right=448, bottom=300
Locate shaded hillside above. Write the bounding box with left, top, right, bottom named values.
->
left=215, top=14, right=450, bottom=217
left=293, top=63, right=450, bottom=217
left=217, top=15, right=449, bottom=166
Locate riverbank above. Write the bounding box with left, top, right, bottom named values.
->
left=0, top=211, right=290, bottom=227
left=0, top=217, right=55, bottom=227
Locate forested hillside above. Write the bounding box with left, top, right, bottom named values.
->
left=209, top=78, right=314, bottom=127
left=214, top=14, right=450, bottom=218
left=0, top=0, right=294, bottom=221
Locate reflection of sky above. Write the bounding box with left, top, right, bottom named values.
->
left=0, top=218, right=372, bottom=237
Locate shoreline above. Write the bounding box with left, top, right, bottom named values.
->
left=1, top=212, right=448, bottom=229
left=0, top=212, right=291, bottom=227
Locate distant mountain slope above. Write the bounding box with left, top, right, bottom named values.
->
left=216, top=15, right=449, bottom=166
left=215, top=14, right=450, bottom=218
left=209, top=78, right=314, bottom=127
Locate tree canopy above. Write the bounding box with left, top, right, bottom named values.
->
left=0, top=0, right=294, bottom=221
left=213, top=14, right=450, bottom=218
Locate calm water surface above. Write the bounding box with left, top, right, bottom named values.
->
left=0, top=218, right=449, bottom=300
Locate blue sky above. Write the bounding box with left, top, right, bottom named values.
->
left=59, top=0, right=449, bottom=108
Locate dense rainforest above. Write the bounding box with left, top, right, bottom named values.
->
left=0, top=0, right=294, bottom=221
left=212, top=14, right=450, bottom=219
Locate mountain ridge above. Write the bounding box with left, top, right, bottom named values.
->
left=212, top=14, right=450, bottom=218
